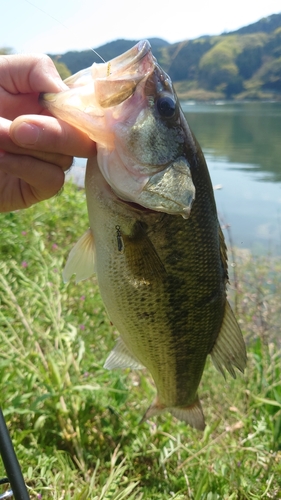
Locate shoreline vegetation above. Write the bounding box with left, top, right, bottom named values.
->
left=173, top=85, right=281, bottom=103
left=0, top=183, right=280, bottom=499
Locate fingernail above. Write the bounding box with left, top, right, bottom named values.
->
left=13, top=122, right=40, bottom=145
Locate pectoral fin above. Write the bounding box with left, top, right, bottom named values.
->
left=104, top=337, right=145, bottom=370
left=211, top=301, right=247, bottom=378
left=63, top=229, right=95, bottom=283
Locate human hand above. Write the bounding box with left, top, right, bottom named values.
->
left=0, top=54, right=96, bottom=212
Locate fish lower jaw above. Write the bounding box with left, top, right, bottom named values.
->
left=116, top=197, right=161, bottom=215
left=115, top=193, right=189, bottom=218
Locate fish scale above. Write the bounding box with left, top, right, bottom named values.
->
left=85, top=159, right=226, bottom=414
left=42, top=40, right=247, bottom=429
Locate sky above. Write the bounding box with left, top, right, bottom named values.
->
left=1, top=0, right=281, bottom=55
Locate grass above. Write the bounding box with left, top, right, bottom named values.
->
left=0, top=182, right=280, bottom=499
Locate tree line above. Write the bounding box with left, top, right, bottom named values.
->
left=54, top=13, right=281, bottom=100
left=1, top=13, right=280, bottom=100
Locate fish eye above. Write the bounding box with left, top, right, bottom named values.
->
left=156, top=96, right=177, bottom=118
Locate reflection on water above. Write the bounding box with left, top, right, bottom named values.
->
left=182, top=101, right=281, bottom=182
left=206, top=155, right=281, bottom=255
left=69, top=102, right=281, bottom=255
left=183, top=101, right=281, bottom=255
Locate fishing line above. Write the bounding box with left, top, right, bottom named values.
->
left=24, top=0, right=106, bottom=62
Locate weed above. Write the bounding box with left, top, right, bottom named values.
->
left=0, top=183, right=280, bottom=499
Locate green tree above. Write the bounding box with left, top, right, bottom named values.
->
left=260, top=56, right=281, bottom=91
left=166, top=38, right=213, bottom=82
left=0, top=47, right=13, bottom=55
left=266, top=27, right=281, bottom=58
left=198, top=37, right=242, bottom=96
left=236, top=34, right=266, bottom=79
left=50, top=58, right=71, bottom=80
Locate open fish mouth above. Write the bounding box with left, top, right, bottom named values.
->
left=41, top=40, right=155, bottom=118
left=98, top=39, right=152, bottom=75
left=41, top=40, right=195, bottom=218
left=92, top=40, right=155, bottom=108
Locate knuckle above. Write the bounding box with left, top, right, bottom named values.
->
left=59, top=155, right=74, bottom=171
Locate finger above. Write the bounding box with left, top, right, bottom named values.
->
left=0, top=88, right=43, bottom=119
left=0, top=152, right=65, bottom=208
left=0, top=54, right=67, bottom=95
left=0, top=117, right=74, bottom=170
left=10, top=115, right=96, bottom=158
left=0, top=54, right=68, bottom=119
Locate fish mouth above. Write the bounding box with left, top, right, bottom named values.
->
left=41, top=42, right=195, bottom=219
left=40, top=40, right=155, bottom=147
left=93, top=40, right=154, bottom=108
left=41, top=40, right=154, bottom=109
left=97, top=40, right=152, bottom=80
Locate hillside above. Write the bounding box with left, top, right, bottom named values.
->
left=51, top=38, right=169, bottom=75
left=50, top=13, right=281, bottom=101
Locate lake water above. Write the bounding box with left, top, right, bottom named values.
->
left=182, top=101, right=281, bottom=255
left=69, top=101, right=281, bottom=255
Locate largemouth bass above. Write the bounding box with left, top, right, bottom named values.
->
left=42, top=40, right=246, bottom=430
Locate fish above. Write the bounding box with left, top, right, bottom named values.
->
left=42, top=40, right=247, bottom=430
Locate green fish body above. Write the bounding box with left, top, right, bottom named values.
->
left=42, top=41, right=247, bottom=429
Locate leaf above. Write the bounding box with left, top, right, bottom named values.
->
left=252, top=395, right=281, bottom=408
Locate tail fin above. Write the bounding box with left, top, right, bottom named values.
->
left=141, top=395, right=205, bottom=430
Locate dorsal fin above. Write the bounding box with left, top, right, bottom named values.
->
left=219, top=225, right=229, bottom=283
left=211, top=300, right=247, bottom=378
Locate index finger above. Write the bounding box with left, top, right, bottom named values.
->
left=0, top=53, right=68, bottom=95
left=10, top=115, right=96, bottom=158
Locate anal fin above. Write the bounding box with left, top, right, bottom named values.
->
left=211, top=300, right=247, bottom=378
left=63, top=228, right=95, bottom=283
left=104, top=337, right=145, bottom=370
